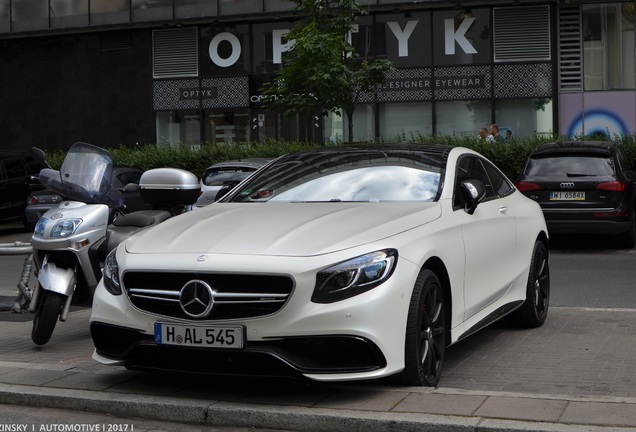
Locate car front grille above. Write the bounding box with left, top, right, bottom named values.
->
left=122, top=271, right=294, bottom=320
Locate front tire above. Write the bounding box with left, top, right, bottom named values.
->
left=508, top=240, right=550, bottom=327
left=31, top=289, right=65, bottom=346
left=398, top=269, right=446, bottom=387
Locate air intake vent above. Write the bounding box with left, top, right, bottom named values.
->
left=153, top=27, right=198, bottom=78
left=557, top=6, right=583, bottom=92
left=493, top=5, right=551, bottom=62
left=101, top=32, right=133, bottom=51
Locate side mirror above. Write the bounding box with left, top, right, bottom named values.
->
left=215, top=180, right=241, bottom=201
left=31, top=147, right=51, bottom=168
left=461, top=179, right=486, bottom=215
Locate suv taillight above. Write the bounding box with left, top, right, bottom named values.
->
left=515, top=181, right=541, bottom=192
left=596, top=181, right=626, bottom=192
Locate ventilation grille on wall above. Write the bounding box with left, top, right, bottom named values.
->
left=153, top=27, right=198, bottom=78
left=101, top=31, right=133, bottom=51
left=557, top=6, right=583, bottom=92
left=493, top=5, right=551, bottom=62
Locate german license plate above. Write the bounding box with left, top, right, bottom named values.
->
left=549, top=191, right=585, bottom=201
left=154, top=322, right=244, bottom=349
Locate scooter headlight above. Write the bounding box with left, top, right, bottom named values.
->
left=103, top=249, right=122, bottom=296
left=50, top=219, right=82, bottom=238
left=33, top=218, right=48, bottom=238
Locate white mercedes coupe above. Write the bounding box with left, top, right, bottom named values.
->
left=90, top=143, right=550, bottom=387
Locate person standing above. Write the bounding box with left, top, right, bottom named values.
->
left=489, top=124, right=504, bottom=143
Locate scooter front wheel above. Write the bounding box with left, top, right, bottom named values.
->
left=31, top=289, right=65, bottom=346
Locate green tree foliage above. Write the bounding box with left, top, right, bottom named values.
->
left=260, top=0, right=393, bottom=143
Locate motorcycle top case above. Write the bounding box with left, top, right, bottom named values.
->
left=139, top=168, right=200, bottom=207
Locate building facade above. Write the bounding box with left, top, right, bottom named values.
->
left=0, top=0, right=634, bottom=150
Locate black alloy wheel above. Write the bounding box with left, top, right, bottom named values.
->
left=509, top=240, right=550, bottom=328
left=398, top=269, right=446, bottom=387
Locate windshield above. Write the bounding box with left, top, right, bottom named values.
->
left=38, top=142, right=124, bottom=207
left=226, top=148, right=444, bottom=203
left=525, top=155, right=615, bottom=177
left=203, top=167, right=258, bottom=187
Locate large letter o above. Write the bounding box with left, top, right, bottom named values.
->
left=209, top=32, right=241, bottom=68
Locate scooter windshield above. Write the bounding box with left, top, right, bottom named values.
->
left=38, top=142, right=124, bottom=207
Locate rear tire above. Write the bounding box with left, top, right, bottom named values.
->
left=31, top=289, right=65, bottom=346
left=623, top=211, right=635, bottom=249
left=398, top=269, right=446, bottom=387
left=508, top=241, right=549, bottom=328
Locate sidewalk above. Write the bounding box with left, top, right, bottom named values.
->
left=1, top=294, right=636, bottom=431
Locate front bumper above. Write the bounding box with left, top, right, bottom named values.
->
left=91, top=322, right=386, bottom=377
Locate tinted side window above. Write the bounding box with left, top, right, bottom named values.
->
left=23, top=156, right=45, bottom=175
left=454, top=156, right=494, bottom=209
left=615, top=147, right=633, bottom=174
left=482, top=160, right=513, bottom=197
left=4, top=158, right=27, bottom=180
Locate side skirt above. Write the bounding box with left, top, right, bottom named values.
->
left=456, top=300, right=524, bottom=342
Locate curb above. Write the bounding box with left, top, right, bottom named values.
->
left=0, top=383, right=634, bottom=432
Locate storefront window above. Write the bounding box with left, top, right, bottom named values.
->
left=11, top=0, right=48, bottom=32
left=379, top=103, right=432, bottom=140
left=324, top=106, right=374, bottom=143
left=343, top=105, right=376, bottom=142
left=495, top=98, right=553, bottom=138
left=132, top=0, right=173, bottom=22
left=264, top=0, right=295, bottom=13
left=583, top=3, right=635, bottom=91
left=175, top=0, right=217, bottom=18
left=436, top=100, right=491, bottom=137
left=204, top=109, right=250, bottom=143
left=50, top=0, right=89, bottom=28
left=219, top=0, right=262, bottom=16
left=90, top=0, right=130, bottom=26
left=0, top=0, right=9, bottom=32
left=156, top=110, right=201, bottom=146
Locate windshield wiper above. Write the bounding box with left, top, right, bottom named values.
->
left=566, top=173, right=595, bottom=177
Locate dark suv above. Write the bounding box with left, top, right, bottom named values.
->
left=0, top=151, right=45, bottom=228
left=516, top=141, right=636, bottom=247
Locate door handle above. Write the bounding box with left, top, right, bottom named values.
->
left=498, top=206, right=508, bottom=214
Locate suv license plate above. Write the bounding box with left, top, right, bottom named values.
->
left=154, top=322, right=244, bottom=349
left=550, top=191, right=585, bottom=201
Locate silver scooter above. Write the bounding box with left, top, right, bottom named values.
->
left=29, top=142, right=199, bottom=345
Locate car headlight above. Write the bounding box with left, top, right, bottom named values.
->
left=103, top=249, right=122, bottom=296
left=50, top=218, right=82, bottom=238
left=312, top=249, right=398, bottom=304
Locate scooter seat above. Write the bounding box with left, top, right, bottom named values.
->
left=112, top=210, right=172, bottom=227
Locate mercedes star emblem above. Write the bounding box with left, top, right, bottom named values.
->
left=179, top=280, right=215, bottom=318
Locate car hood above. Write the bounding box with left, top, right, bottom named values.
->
left=125, top=202, right=441, bottom=257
